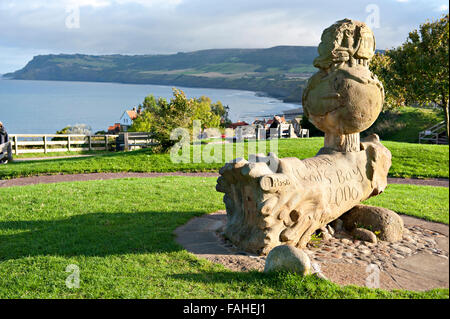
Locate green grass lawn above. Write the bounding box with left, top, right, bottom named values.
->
left=0, top=177, right=448, bottom=298
left=1, top=138, right=448, bottom=180
left=12, top=150, right=113, bottom=159
left=364, top=106, right=445, bottom=143
left=364, top=184, right=449, bottom=224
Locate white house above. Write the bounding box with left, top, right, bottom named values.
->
left=119, top=108, right=139, bottom=131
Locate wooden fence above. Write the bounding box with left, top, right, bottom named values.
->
left=9, top=132, right=157, bottom=155
left=116, top=132, right=157, bottom=151
left=9, top=134, right=119, bottom=155
left=419, top=121, right=448, bottom=145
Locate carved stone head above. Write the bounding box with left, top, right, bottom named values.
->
left=313, top=18, right=376, bottom=70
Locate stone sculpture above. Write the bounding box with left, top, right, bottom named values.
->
left=216, top=19, right=396, bottom=255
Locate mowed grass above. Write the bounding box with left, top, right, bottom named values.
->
left=0, top=138, right=448, bottom=179
left=0, top=177, right=448, bottom=298
left=365, top=106, right=445, bottom=143
left=12, top=150, right=113, bottom=159
left=364, top=184, right=449, bottom=224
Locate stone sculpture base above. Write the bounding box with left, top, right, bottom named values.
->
left=216, top=134, right=392, bottom=255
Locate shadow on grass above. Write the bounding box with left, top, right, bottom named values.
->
left=0, top=210, right=201, bottom=261
left=169, top=270, right=352, bottom=298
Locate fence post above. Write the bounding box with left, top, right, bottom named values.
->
left=43, top=135, right=47, bottom=154
left=88, top=135, right=92, bottom=151
left=68, top=135, right=71, bottom=152
left=14, top=135, right=18, bottom=155
left=105, top=135, right=108, bottom=151
left=124, top=133, right=129, bottom=151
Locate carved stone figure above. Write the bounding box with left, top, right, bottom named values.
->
left=216, top=19, right=398, bottom=255
left=302, top=19, right=384, bottom=153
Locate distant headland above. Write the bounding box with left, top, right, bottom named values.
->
left=3, top=46, right=320, bottom=103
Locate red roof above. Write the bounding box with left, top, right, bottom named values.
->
left=229, top=121, right=249, bottom=129
left=126, top=110, right=138, bottom=120
left=108, top=123, right=121, bottom=133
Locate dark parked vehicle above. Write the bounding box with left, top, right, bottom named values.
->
left=0, top=122, right=12, bottom=164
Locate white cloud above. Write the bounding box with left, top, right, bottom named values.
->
left=69, top=0, right=111, bottom=8
left=114, top=0, right=183, bottom=7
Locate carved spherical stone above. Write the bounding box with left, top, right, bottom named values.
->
left=303, top=65, right=384, bottom=135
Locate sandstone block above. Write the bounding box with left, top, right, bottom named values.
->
left=264, top=245, right=311, bottom=275
left=341, top=204, right=404, bottom=242
left=352, top=228, right=377, bottom=244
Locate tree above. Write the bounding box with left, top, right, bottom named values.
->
left=192, top=96, right=221, bottom=129
left=56, top=124, right=92, bottom=135
left=210, top=100, right=232, bottom=127
left=130, top=88, right=224, bottom=152
left=370, top=52, right=406, bottom=110
left=370, top=14, right=449, bottom=138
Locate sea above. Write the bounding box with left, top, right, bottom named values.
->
left=0, top=78, right=302, bottom=134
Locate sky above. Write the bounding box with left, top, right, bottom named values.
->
left=0, top=0, right=448, bottom=74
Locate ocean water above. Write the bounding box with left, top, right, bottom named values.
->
left=0, top=78, right=301, bottom=134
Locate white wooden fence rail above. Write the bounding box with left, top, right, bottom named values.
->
left=9, top=134, right=119, bottom=155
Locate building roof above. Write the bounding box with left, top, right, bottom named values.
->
left=126, top=110, right=138, bottom=120
left=108, top=123, right=121, bottom=132
left=229, top=121, right=249, bottom=129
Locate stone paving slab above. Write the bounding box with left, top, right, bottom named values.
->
left=394, top=253, right=449, bottom=283
left=402, top=215, right=449, bottom=236
left=174, top=210, right=449, bottom=292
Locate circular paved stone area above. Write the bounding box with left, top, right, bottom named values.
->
left=174, top=211, right=449, bottom=292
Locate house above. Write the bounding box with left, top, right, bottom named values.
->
left=107, top=123, right=121, bottom=134
left=265, top=116, right=286, bottom=130
left=252, top=119, right=267, bottom=127
left=106, top=107, right=142, bottom=134
left=228, top=121, right=249, bottom=129
left=119, top=107, right=139, bottom=131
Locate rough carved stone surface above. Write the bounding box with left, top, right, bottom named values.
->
left=264, top=245, right=311, bottom=275
left=216, top=134, right=392, bottom=255
left=352, top=228, right=378, bottom=244
left=341, top=204, right=404, bottom=242
left=216, top=19, right=394, bottom=256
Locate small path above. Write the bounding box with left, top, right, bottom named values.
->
left=0, top=172, right=448, bottom=188
left=0, top=172, right=219, bottom=188
left=174, top=211, right=449, bottom=292
left=388, top=177, right=449, bottom=187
